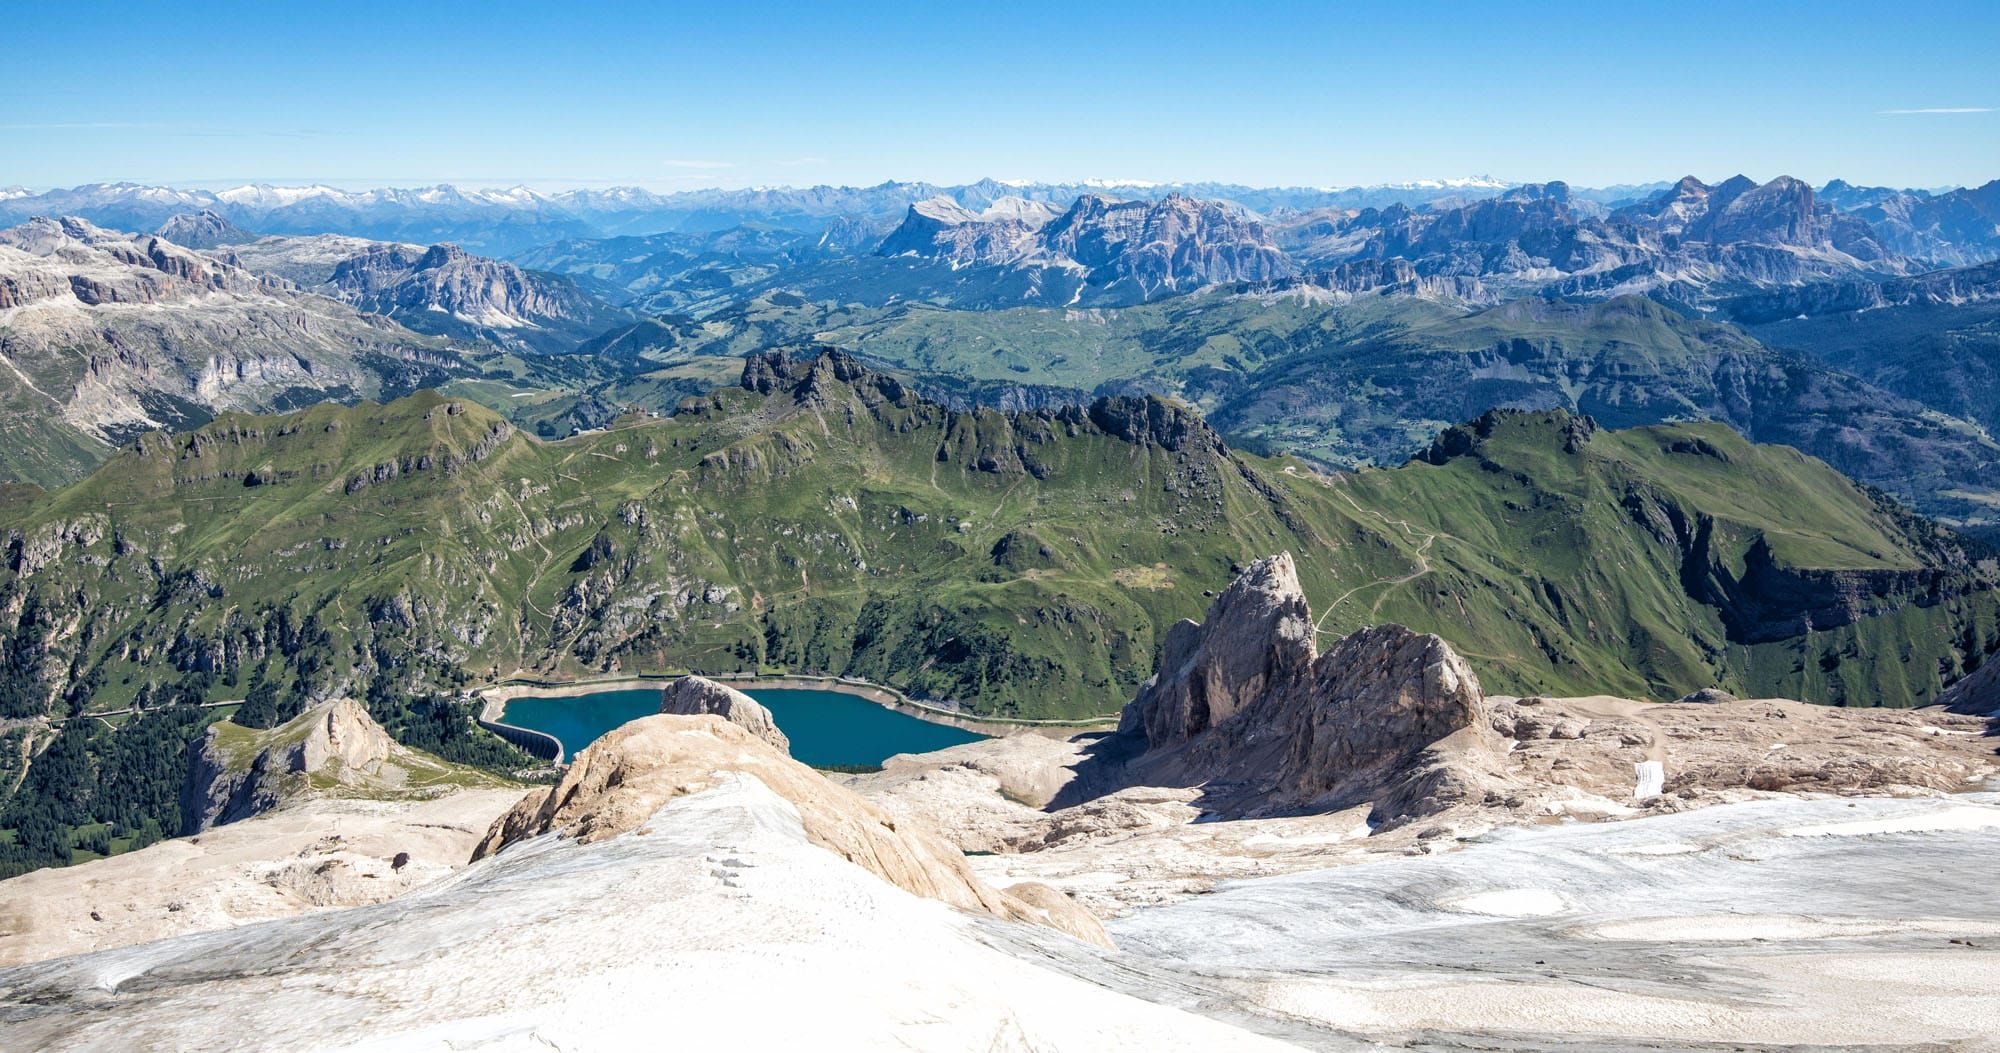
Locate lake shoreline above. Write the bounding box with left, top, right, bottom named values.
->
left=478, top=673, right=1115, bottom=740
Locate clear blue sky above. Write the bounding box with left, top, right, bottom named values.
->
left=5, top=0, right=1995, bottom=191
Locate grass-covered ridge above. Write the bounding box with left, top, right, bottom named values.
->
left=653, top=290, right=2000, bottom=522
left=2, top=349, right=1995, bottom=740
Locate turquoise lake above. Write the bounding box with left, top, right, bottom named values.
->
left=500, top=686, right=984, bottom=768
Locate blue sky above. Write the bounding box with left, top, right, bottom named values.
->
left=5, top=0, right=1995, bottom=191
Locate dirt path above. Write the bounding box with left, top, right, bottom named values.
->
left=1313, top=488, right=1442, bottom=635
left=4, top=728, right=36, bottom=796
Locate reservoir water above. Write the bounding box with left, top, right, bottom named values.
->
left=500, top=686, right=984, bottom=768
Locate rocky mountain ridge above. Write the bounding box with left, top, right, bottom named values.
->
left=1277, top=175, right=1922, bottom=303
left=0, top=216, right=468, bottom=487
left=1, top=356, right=1992, bottom=774
left=877, top=192, right=1296, bottom=303
left=180, top=698, right=396, bottom=833
left=154, top=209, right=251, bottom=249
left=218, top=232, right=638, bottom=354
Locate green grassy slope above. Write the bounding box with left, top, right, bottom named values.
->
left=660, top=291, right=2000, bottom=522
left=2, top=351, right=1993, bottom=736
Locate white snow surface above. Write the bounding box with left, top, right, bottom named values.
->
left=0, top=775, right=1291, bottom=1052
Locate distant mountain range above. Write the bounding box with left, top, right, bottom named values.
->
left=875, top=193, right=1296, bottom=304
left=0, top=216, right=467, bottom=487
left=0, top=176, right=1693, bottom=255
left=217, top=231, right=639, bottom=355
left=5, top=171, right=1999, bottom=519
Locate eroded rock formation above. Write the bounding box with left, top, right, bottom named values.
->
left=177, top=699, right=504, bottom=835
left=659, top=675, right=790, bottom=753
left=473, top=714, right=1110, bottom=946
left=1116, top=552, right=1503, bottom=825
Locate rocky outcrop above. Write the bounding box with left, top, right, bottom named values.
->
left=659, top=675, right=789, bottom=753
left=1082, top=394, right=1225, bottom=455
left=472, top=713, right=1110, bottom=946
left=180, top=699, right=396, bottom=834
left=1121, top=553, right=1315, bottom=745
left=157, top=209, right=251, bottom=249
left=1937, top=657, right=2000, bottom=716
left=1114, top=553, right=1504, bottom=825
left=735, top=347, right=908, bottom=408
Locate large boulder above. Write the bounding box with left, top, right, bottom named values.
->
left=473, top=714, right=1110, bottom=947
left=660, top=675, right=789, bottom=753
left=1117, top=552, right=1504, bottom=826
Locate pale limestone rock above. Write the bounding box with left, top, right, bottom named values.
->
left=0, top=790, right=521, bottom=968
left=181, top=699, right=395, bottom=834
left=659, top=674, right=789, bottom=752
left=473, top=714, right=1110, bottom=946
left=843, top=733, right=1089, bottom=853
left=179, top=699, right=506, bottom=835
left=295, top=698, right=396, bottom=775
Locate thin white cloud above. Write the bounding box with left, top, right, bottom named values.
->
left=777, top=156, right=828, bottom=167
left=1879, top=107, right=1992, bottom=115
left=661, top=159, right=735, bottom=169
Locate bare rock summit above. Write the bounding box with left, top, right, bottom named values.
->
left=473, top=713, right=1111, bottom=946
left=1117, top=552, right=1504, bottom=825
left=180, top=699, right=396, bottom=834
left=660, top=674, right=790, bottom=753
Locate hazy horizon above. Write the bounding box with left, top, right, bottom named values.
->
left=4, top=173, right=1986, bottom=198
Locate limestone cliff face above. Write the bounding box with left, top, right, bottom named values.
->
left=659, top=675, right=789, bottom=753
left=473, top=714, right=1110, bottom=946
left=1118, top=553, right=1502, bottom=825
left=180, top=699, right=396, bottom=834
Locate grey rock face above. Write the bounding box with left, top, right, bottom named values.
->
left=1118, top=553, right=1499, bottom=825
left=1936, top=658, right=2000, bottom=716
left=1120, top=553, right=1314, bottom=745
left=219, top=234, right=636, bottom=355
left=875, top=196, right=1058, bottom=265
left=0, top=216, right=463, bottom=486
left=156, top=209, right=252, bottom=249
left=660, top=675, right=790, bottom=753
left=877, top=192, right=1295, bottom=301
left=180, top=699, right=396, bottom=834
left=1040, top=194, right=1297, bottom=295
